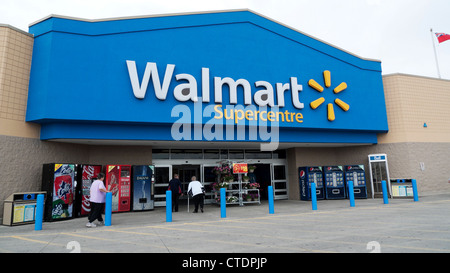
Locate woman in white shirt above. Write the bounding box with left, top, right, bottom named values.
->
left=87, top=173, right=110, bottom=227
left=188, top=176, right=205, bottom=213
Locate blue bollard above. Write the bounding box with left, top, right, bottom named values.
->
left=311, top=182, right=317, bottom=210
left=268, top=186, right=274, bottom=214
left=412, top=179, right=419, bottom=202
left=105, top=192, right=112, bottom=226
left=166, top=190, right=172, bottom=222
left=348, top=181, right=355, bottom=207
left=381, top=180, right=389, bottom=204
left=220, top=187, right=226, bottom=218
left=34, top=194, right=44, bottom=231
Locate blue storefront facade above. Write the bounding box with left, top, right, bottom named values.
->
left=23, top=9, right=389, bottom=204
left=26, top=10, right=388, bottom=145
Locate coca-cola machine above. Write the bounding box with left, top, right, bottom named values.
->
left=74, top=165, right=102, bottom=217
left=41, top=163, right=76, bottom=221
left=105, top=165, right=131, bottom=212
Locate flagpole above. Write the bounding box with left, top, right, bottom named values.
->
left=430, top=28, right=441, bottom=79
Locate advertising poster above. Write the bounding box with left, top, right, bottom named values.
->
left=106, top=165, right=120, bottom=212
left=132, top=165, right=153, bottom=211
left=13, top=203, right=36, bottom=223
left=13, top=204, right=25, bottom=223
left=52, top=164, right=75, bottom=219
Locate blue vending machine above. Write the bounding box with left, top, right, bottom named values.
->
left=299, top=167, right=325, bottom=201
left=132, top=165, right=154, bottom=211
left=323, top=166, right=346, bottom=199
left=344, top=165, right=368, bottom=199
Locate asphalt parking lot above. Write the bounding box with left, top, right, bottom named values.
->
left=1, top=192, right=449, bottom=255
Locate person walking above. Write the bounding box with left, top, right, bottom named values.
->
left=86, top=173, right=110, bottom=227
left=168, top=174, right=183, bottom=212
left=188, top=176, right=205, bottom=213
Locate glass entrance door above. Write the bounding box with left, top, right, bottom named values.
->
left=152, top=149, right=290, bottom=205
left=247, top=163, right=288, bottom=200
left=154, top=165, right=171, bottom=207
left=172, top=165, right=200, bottom=199
left=251, top=163, right=272, bottom=200
left=202, top=164, right=217, bottom=204
left=271, top=164, right=288, bottom=200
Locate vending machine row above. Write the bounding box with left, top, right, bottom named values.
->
left=41, top=163, right=154, bottom=221
left=299, top=165, right=368, bottom=201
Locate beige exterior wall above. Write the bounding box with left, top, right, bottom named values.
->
left=379, top=74, right=450, bottom=143
left=0, top=25, right=40, bottom=139
left=377, top=74, right=450, bottom=195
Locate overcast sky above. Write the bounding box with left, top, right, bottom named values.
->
left=2, top=0, right=450, bottom=79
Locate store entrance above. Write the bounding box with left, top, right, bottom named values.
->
left=152, top=149, right=289, bottom=207
left=172, top=165, right=200, bottom=204
left=252, top=163, right=271, bottom=200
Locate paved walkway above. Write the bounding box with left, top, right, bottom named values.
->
left=1, top=193, right=450, bottom=254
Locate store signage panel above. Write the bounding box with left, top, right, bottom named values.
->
left=26, top=11, right=388, bottom=143
left=233, top=163, right=248, bottom=174
left=123, top=59, right=386, bottom=130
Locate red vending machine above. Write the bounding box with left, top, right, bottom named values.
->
left=105, top=165, right=131, bottom=212
left=74, top=165, right=102, bottom=217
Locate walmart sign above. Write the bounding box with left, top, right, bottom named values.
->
left=26, top=10, right=388, bottom=144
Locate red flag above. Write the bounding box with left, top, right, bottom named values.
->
left=436, top=33, right=450, bottom=43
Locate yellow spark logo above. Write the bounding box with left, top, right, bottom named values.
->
left=308, top=70, right=349, bottom=121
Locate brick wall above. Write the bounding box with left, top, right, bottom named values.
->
left=0, top=25, right=40, bottom=138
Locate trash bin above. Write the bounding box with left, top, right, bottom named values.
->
left=2, top=192, right=46, bottom=226
left=390, top=179, right=414, bottom=198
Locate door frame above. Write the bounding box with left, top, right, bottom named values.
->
left=153, top=164, right=172, bottom=207
left=271, top=163, right=289, bottom=200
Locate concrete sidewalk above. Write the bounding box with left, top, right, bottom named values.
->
left=1, top=192, right=450, bottom=253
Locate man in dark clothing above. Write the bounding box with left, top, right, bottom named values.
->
left=168, top=174, right=183, bottom=212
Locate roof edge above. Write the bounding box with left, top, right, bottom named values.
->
left=28, top=9, right=250, bottom=27
left=29, top=8, right=381, bottom=63
left=383, top=72, right=450, bottom=82
left=247, top=10, right=381, bottom=63
left=0, top=24, right=34, bottom=37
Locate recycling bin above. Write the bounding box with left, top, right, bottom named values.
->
left=3, top=192, right=46, bottom=226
